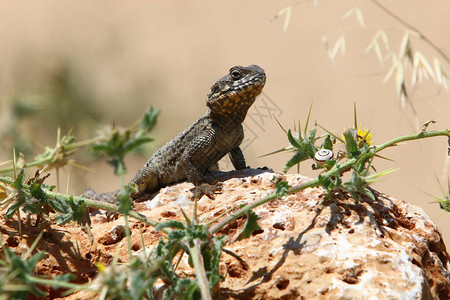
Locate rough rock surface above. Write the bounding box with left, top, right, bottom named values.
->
left=1, top=169, right=449, bottom=299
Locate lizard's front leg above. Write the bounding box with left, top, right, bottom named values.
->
left=180, top=132, right=218, bottom=185
left=228, top=147, right=246, bottom=170
left=180, top=132, right=226, bottom=199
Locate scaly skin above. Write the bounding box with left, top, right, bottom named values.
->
left=86, top=65, right=266, bottom=203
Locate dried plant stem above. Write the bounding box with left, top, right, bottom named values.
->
left=368, top=0, right=450, bottom=64
left=189, top=239, right=213, bottom=300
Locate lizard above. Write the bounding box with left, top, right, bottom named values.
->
left=86, top=65, right=266, bottom=204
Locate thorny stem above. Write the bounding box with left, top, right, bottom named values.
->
left=0, top=176, right=160, bottom=228
left=209, top=174, right=320, bottom=234
left=1, top=130, right=448, bottom=235
left=368, top=0, right=450, bottom=64
left=209, top=129, right=450, bottom=234
left=117, top=162, right=133, bottom=261
left=374, top=129, right=450, bottom=153
left=189, top=239, right=213, bottom=300
left=0, top=160, right=48, bottom=174
left=24, top=274, right=92, bottom=292
left=0, top=137, right=102, bottom=174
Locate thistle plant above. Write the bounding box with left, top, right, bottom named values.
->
left=0, top=105, right=448, bottom=300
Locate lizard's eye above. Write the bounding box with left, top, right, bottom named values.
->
left=230, top=69, right=242, bottom=80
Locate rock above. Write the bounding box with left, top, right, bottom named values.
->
left=142, top=169, right=450, bottom=299
left=15, top=168, right=447, bottom=299
left=98, top=224, right=127, bottom=245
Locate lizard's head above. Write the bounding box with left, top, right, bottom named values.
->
left=207, top=65, right=266, bottom=122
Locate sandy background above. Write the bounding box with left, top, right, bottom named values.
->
left=1, top=1, right=449, bottom=245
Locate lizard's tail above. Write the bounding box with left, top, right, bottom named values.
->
left=83, top=188, right=120, bottom=205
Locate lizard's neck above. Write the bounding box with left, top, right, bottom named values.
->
left=206, top=92, right=256, bottom=127
left=207, top=106, right=250, bottom=127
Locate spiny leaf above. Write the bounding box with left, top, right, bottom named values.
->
left=320, top=134, right=334, bottom=150
left=287, top=130, right=303, bottom=149
left=123, top=137, right=154, bottom=154
left=155, top=220, right=186, bottom=232
left=275, top=180, right=292, bottom=198
left=136, top=106, right=160, bottom=138
left=362, top=188, right=376, bottom=201
left=11, top=169, right=25, bottom=190
left=343, top=129, right=359, bottom=157
left=283, top=151, right=309, bottom=172
left=5, top=200, right=24, bottom=219
left=240, top=210, right=261, bottom=240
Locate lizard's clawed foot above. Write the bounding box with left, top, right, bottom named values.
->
left=82, top=188, right=121, bottom=221
left=105, top=211, right=120, bottom=221
left=194, top=182, right=223, bottom=200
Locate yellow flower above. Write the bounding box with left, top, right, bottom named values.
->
left=96, top=262, right=106, bottom=273
left=342, top=126, right=374, bottom=146
left=356, top=127, right=373, bottom=145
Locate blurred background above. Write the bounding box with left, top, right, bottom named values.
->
left=0, top=1, right=449, bottom=244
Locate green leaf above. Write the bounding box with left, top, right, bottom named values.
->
left=29, top=181, right=49, bottom=202
left=22, top=201, right=43, bottom=215
left=320, top=134, right=334, bottom=150
left=118, top=184, right=132, bottom=215
left=362, top=188, right=376, bottom=201
left=27, top=251, right=47, bottom=270
left=12, top=169, right=25, bottom=190
left=190, top=224, right=208, bottom=241
left=155, top=220, right=186, bottom=232
left=287, top=129, right=303, bottom=149
left=70, top=197, right=86, bottom=222
left=318, top=174, right=332, bottom=190
left=275, top=180, right=292, bottom=198
left=318, top=173, right=342, bottom=194
left=123, top=137, right=154, bottom=154
left=5, top=199, right=24, bottom=219
left=129, top=269, right=146, bottom=300
left=303, top=138, right=317, bottom=158
left=348, top=172, right=364, bottom=189
left=343, top=129, right=359, bottom=158
left=6, top=248, right=48, bottom=298
left=109, top=159, right=124, bottom=175
left=307, top=124, right=317, bottom=141
left=283, top=151, right=309, bottom=172
left=137, top=106, right=160, bottom=138
left=52, top=196, right=87, bottom=225
left=173, top=278, right=199, bottom=300
left=350, top=191, right=360, bottom=204
left=240, top=210, right=261, bottom=239
left=50, top=197, right=71, bottom=214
